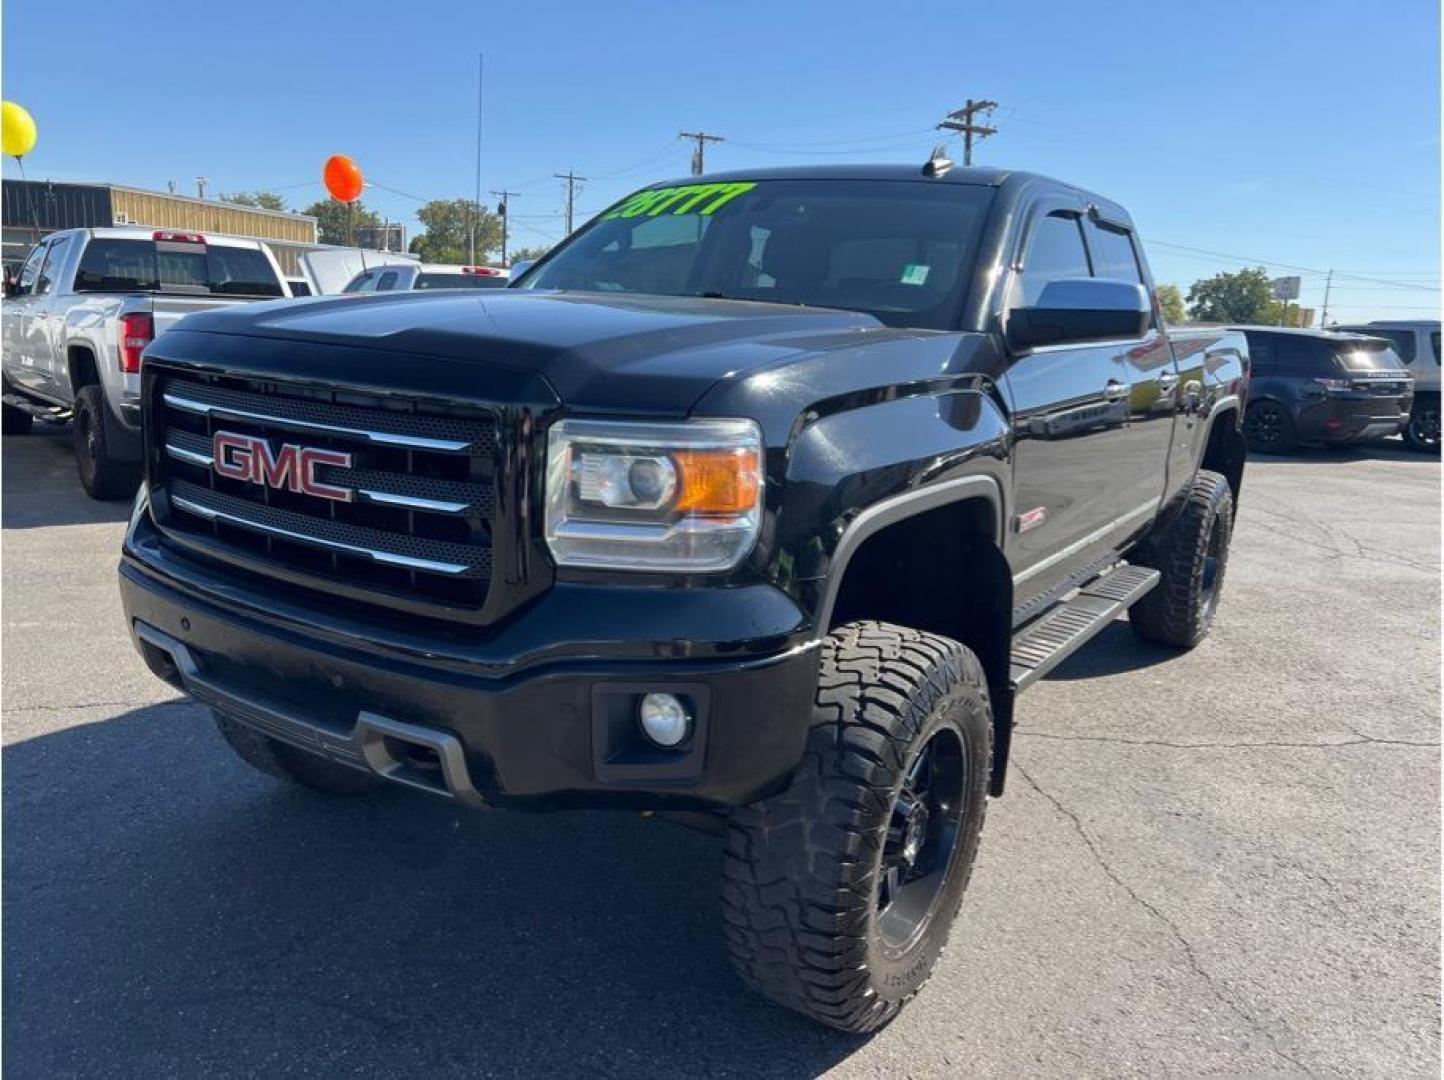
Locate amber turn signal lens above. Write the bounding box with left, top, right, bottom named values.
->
left=672, top=447, right=761, bottom=515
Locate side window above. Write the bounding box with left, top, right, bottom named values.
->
left=1084, top=220, right=1143, bottom=284
left=376, top=270, right=399, bottom=291
left=14, top=242, right=48, bottom=297
left=35, top=234, right=74, bottom=296
left=1247, top=335, right=1277, bottom=375
left=1431, top=331, right=1440, bottom=363
left=345, top=271, right=377, bottom=293
left=1016, top=212, right=1091, bottom=306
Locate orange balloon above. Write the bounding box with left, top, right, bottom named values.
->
left=323, top=154, right=363, bottom=202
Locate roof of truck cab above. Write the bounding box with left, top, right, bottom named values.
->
left=650, top=164, right=1016, bottom=186
left=81, top=226, right=267, bottom=248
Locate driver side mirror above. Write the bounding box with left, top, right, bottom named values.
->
left=1007, top=278, right=1150, bottom=351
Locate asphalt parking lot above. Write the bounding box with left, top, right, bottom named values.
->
left=3, top=426, right=1438, bottom=1078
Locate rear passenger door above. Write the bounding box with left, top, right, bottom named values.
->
left=1082, top=214, right=1179, bottom=522
left=1002, top=203, right=1138, bottom=614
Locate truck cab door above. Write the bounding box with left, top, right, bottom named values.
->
left=1081, top=214, right=1179, bottom=527
left=30, top=232, right=76, bottom=396
left=1000, top=204, right=1144, bottom=615
left=3, top=240, right=50, bottom=394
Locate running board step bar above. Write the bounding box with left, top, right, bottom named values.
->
left=2, top=393, right=71, bottom=422
left=1010, top=564, right=1161, bottom=692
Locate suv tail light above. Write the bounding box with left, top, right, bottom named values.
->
left=118, top=312, right=154, bottom=373
left=460, top=266, right=501, bottom=276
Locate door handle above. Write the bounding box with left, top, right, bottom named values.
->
left=1157, top=371, right=1180, bottom=391
left=1103, top=379, right=1130, bottom=401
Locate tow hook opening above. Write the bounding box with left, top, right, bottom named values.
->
left=355, top=713, right=487, bottom=808
left=136, top=635, right=184, bottom=691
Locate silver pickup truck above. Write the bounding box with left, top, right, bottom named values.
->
left=2, top=227, right=289, bottom=498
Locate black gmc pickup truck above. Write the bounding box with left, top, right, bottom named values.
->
left=120, top=161, right=1248, bottom=1032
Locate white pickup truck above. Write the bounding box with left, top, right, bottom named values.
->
left=2, top=227, right=289, bottom=498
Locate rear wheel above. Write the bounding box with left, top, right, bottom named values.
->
left=1129, top=469, right=1234, bottom=649
left=1243, top=399, right=1295, bottom=454
left=2, top=400, right=32, bottom=435
left=214, top=711, right=381, bottom=796
left=722, top=621, right=992, bottom=1033
left=73, top=385, right=141, bottom=500
left=1403, top=395, right=1440, bottom=454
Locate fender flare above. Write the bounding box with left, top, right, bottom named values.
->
left=810, top=473, right=1006, bottom=639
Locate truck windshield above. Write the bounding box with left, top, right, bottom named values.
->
left=518, top=179, right=994, bottom=330
left=73, top=239, right=284, bottom=298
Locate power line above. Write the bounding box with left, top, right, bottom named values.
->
left=1143, top=238, right=1441, bottom=293
left=937, top=99, right=998, bottom=166
left=679, top=131, right=725, bottom=176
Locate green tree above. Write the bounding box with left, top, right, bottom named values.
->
left=220, top=190, right=288, bottom=211
left=409, top=199, right=503, bottom=264
left=509, top=244, right=553, bottom=265
left=1185, top=267, right=1274, bottom=324
left=301, top=199, right=381, bottom=246
left=1156, top=283, right=1187, bottom=325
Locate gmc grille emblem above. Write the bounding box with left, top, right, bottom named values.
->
left=212, top=430, right=354, bottom=503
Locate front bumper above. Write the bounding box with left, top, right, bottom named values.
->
left=120, top=506, right=820, bottom=812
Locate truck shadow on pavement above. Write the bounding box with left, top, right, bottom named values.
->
left=2, top=701, right=864, bottom=1079
left=1043, top=620, right=1180, bottom=680
left=2, top=428, right=133, bottom=529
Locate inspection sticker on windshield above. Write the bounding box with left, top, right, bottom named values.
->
left=900, top=263, right=931, bottom=286
left=602, top=181, right=757, bottom=220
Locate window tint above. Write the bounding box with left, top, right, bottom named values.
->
left=1337, top=326, right=1415, bottom=363
left=375, top=271, right=400, bottom=291
left=344, top=271, right=377, bottom=293
left=524, top=179, right=994, bottom=330
left=74, top=240, right=282, bottom=297
left=36, top=234, right=74, bottom=295
left=1247, top=333, right=1335, bottom=374
left=1017, top=212, right=1091, bottom=306
left=1432, top=331, right=1440, bottom=363
left=1085, top=220, right=1143, bottom=284
left=14, top=242, right=47, bottom=296
left=415, top=272, right=508, bottom=289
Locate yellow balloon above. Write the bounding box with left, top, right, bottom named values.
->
left=2, top=101, right=38, bottom=158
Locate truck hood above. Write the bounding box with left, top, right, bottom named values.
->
left=167, top=290, right=885, bottom=413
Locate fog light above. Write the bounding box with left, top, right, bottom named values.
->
left=639, top=692, right=691, bottom=748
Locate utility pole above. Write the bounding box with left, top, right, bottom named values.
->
left=937, top=99, right=998, bottom=166
left=679, top=131, right=725, bottom=176
left=491, top=189, right=518, bottom=265
left=553, top=170, right=587, bottom=236
left=195, top=176, right=209, bottom=200
left=1320, top=269, right=1334, bottom=327
left=471, top=52, right=484, bottom=265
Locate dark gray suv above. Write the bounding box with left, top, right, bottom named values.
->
left=1238, top=327, right=1413, bottom=453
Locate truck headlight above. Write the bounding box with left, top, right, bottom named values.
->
left=545, top=418, right=763, bottom=572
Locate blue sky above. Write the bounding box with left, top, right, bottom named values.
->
left=4, top=0, right=1439, bottom=322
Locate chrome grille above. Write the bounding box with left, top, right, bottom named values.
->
left=152, top=371, right=499, bottom=611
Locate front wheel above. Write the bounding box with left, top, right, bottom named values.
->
left=1243, top=399, right=1295, bottom=454
left=722, top=621, right=992, bottom=1033
left=1403, top=396, right=1440, bottom=454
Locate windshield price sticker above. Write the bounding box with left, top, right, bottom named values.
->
left=901, top=264, right=931, bottom=286
left=603, top=181, right=758, bottom=220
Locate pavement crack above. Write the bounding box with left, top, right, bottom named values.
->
left=1, top=697, right=190, bottom=715
left=1018, top=731, right=1439, bottom=751
left=1015, top=762, right=1312, bottom=1074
